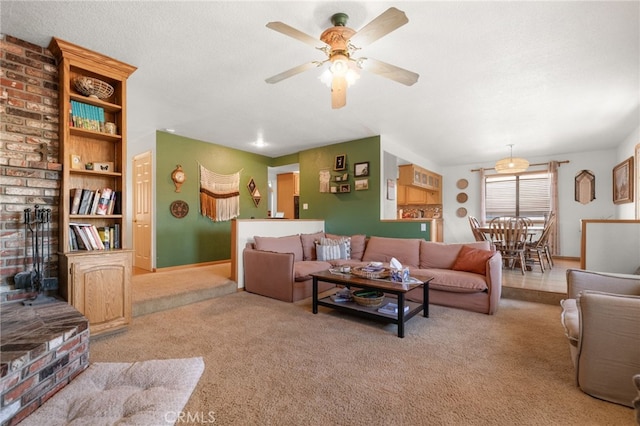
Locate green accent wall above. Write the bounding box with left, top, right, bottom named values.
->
left=156, top=133, right=431, bottom=268
left=298, top=136, right=432, bottom=239
left=156, top=132, right=271, bottom=268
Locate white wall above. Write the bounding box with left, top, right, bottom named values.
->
left=441, top=149, right=618, bottom=258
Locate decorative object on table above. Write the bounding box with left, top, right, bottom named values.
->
left=386, top=179, right=396, bottom=200
left=456, top=178, right=469, bottom=189
left=456, top=207, right=467, bottom=218
left=334, top=154, right=346, bottom=171
left=613, top=156, right=634, bottom=204
left=352, top=289, right=385, bottom=307
left=171, top=165, right=186, bottom=192
left=84, top=162, right=93, bottom=170
left=170, top=200, right=189, bottom=218
left=574, top=170, right=596, bottom=204
left=351, top=265, right=390, bottom=279
left=354, top=161, right=369, bottom=177
left=456, top=192, right=468, bottom=203
left=495, top=144, right=529, bottom=174
left=93, top=162, right=114, bottom=173
left=330, top=287, right=352, bottom=302
left=70, top=154, right=82, bottom=170
left=199, top=164, right=240, bottom=222
left=73, top=76, right=114, bottom=99
left=355, top=178, right=368, bottom=191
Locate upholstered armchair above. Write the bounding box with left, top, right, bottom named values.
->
left=561, top=269, right=640, bottom=407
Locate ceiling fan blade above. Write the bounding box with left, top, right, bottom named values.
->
left=331, top=76, right=347, bottom=109
left=265, top=62, right=321, bottom=84
left=266, top=21, right=326, bottom=48
left=349, top=7, right=409, bottom=47
left=360, top=57, right=419, bottom=86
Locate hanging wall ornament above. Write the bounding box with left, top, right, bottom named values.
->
left=574, top=170, right=595, bottom=204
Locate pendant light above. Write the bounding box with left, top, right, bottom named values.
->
left=495, top=144, right=529, bottom=174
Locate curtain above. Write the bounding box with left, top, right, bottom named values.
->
left=199, top=165, right=240, bottom=222
left=479, top=168, right=486, bottom=226
left=548, top=161, right=560, bottom=255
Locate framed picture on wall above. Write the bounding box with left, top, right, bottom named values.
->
left=354, top=161, right=369, bottom=177
left=613, top=156, right=634, bottom=204
left=355, top=178, right=368, bottom=191
left=334, top=154, right=346, bottom=171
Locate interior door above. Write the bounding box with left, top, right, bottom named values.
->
left=133, top=151, right=153, bottom=271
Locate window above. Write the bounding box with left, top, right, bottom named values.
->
left=485, top=172, right=551, bottom=223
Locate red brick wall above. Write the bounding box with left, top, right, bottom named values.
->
left=0, top=34, right=61, bottom=289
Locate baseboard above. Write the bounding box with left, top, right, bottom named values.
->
left=155, top=260, right=230, bottom=273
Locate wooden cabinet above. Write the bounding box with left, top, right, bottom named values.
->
left=398, top=164, right=442, bottom=191
left=59, top=251, right=131, bottom=336
left=50, top=38, right=136, bottom=336
left=406, top=186, right=427, bottom=204
left=430, top=219, right=444, bottom=242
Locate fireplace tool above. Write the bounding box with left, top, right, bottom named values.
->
left=15, top=205, right=57, bottom=305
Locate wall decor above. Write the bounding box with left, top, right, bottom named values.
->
left=339, top=184, right=351, bottom=193
left=456, top=192, right=468, bottom=203
left=247, top=177, right=256, bottom=194
left=456, top=179, right=468, bottom=189
left=319, top=170, right=330, bottom=193
left=355, top=178, right=369, bottom=191
left=252, top=188, right=261, bottom=207
left=386, top=179, right=396, bottom=200
left=199, top=165, right=240, bottom=222
left=170, top=200, right=189, bottom=218
left=574, top=170, right=595, bottom=204
left=636, top=143, right=640, bottom=219
left=613, top=156, right=634, bottom=204
left=71, top=154, right=82, bottom=170
left=354, top=161, right=369, bottom=177
left=171, top=165, right=186, bottom=192
left=456, top=207, right=467, bottom=218
left=334, top=154, right=346, bottom=171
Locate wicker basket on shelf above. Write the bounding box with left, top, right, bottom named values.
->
left=352, top=290, right=385, bottom=308
left=351, top=266, right=390, bottom=279
left=73, top=76, right=114, bottom=99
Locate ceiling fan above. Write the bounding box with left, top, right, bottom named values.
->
left=265, top=7, right=419, bottom=109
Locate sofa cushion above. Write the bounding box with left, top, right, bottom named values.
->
left=362, top=236, right=421, bottom=268
left=326, top=234, right=366, bottom=261
left=316, top=237, right=350, bottom=261
left=254, top=235, right=303, bottom=262
left=420, top=241, right=491, bottom=269
left=294, top=261, right=332, bottom=281
left=416, top=268, right=488, bottom=293
left=300, top=231, right=325, bottom=260
left=451, top=245, right=495, bottom=275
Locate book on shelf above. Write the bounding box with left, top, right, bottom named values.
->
left=377, top=303, right=410, bottom=316
left=78, top=189, right=94, bottom=215
left=98, top=226, right=110, bottom=250
left=70, top=188, right=83, bottom=214
left=89, top=189, right=101, bottom=215
left=113, top=223, right=120, bottom=249
left=96, top=187, right=113, bottom=215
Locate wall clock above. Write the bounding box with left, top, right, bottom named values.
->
left=171, top=165, right=186, bottom=192
left=170, top=200, right=189, bottom=218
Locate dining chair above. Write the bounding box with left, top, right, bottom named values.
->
left=526, top=214, right=556, bottom=271
left=468, top=216, right=487, bottom=241
left=489, top=216, right=529, bottom=274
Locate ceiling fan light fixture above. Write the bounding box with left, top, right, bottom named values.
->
left=495, top=144, right=529, bottom=173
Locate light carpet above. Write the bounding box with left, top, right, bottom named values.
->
left=21, top=357, right=204, bottom=426
left=89, top=292, right=634, bottom=426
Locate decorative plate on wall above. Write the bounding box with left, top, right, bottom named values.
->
left=170, top=200, right=189, bottom=218
left=456, top=192, right=468, bottom=203
left=456, top=179, right=469, bottom=189
left=456, top=207, right=467, bottom=218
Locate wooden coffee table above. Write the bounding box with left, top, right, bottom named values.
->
left=311, top=270, right=432, bottom=338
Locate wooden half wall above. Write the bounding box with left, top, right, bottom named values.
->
left=581, top=219, right=640, bottom=273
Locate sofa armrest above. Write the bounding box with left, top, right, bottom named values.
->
left=485, top=251, right=503, bottom=314
left=567, top=269, right=640, bottom=299
left=576, top=290, right=640, bottom=407
left=243, top=248, right=296, bottom=302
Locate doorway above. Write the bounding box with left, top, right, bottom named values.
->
left=132, top=151, right=153, bottom=271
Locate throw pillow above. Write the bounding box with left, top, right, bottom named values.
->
left=316, top=237, right=351, bottom=261
left=300, top=231, right=325, bottom=260
left=326, top=234, right=366, bottom=261
left=451, top=245, right=494, bottom=275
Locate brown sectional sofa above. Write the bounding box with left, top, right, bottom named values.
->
left=243, top=233, right=502, bottom=314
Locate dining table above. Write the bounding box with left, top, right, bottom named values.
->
left=478, top=225, right=545, bottom=240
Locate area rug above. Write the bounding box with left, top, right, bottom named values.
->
left=20, top=357, right=204, bottom=426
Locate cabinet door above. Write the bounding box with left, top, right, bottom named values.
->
left=71, top=251, right=131, bottom=335
left=406, top=186, right=427, bottom=204
left=397, top=183, right=406, bottom=204
left=426, top=190, right=442, bottom=204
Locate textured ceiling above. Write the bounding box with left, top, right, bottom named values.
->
left=2, top=1, right=638, bottom=167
